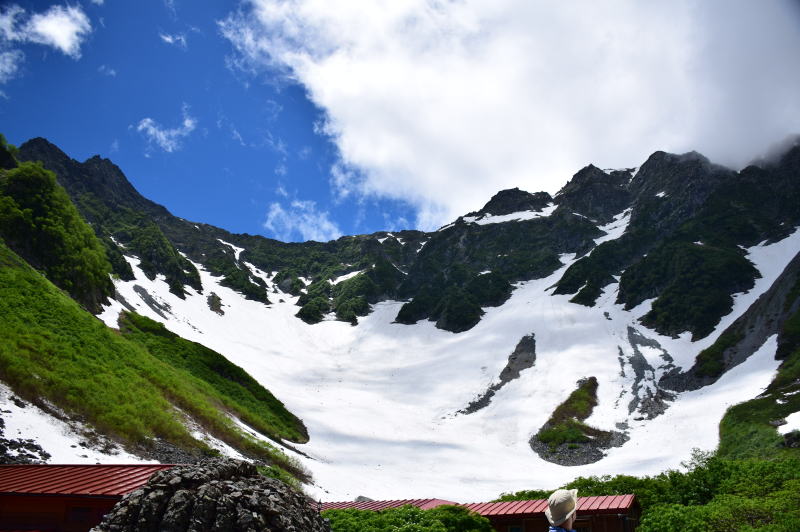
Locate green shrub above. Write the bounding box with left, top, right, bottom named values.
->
left=694, top=330, right=744, bottom=379
left=296, top=296, right=331, bottom=324
left=534, top=377, right=602, bottom=447
left=499, top=454, right=800, bottom=532
left=0, top=161, right=113, bottom=312
left=323, top=505, right=492, bottom=532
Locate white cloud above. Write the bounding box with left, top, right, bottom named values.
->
left=264, top=199, right=342, bottom=242
left=23, top=5, right=91, bottom=58
left=136, top=104, right=197, bottom=153
left=0, top=5, right=25, bottom=42
left=0, top=49, right=23, bottom=83
left=160, top=32, right=187, bottom=49
left=90, top=0, right=105, bottom=5
left=97, top=64, right=116, bottom=76
left=0, top=4, right=91, bottom=65
left=221, top=0, right=800, bottom=230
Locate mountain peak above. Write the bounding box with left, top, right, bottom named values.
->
left=554, top=164, right=631, bottom=223
left=468, top=188, right=552, bottom=218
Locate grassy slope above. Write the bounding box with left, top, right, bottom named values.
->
left=535, top=376, right=605, bottom=448
left=118, top=311, right=308, bottom=444
left=0, top=239, right=304, bottom=481
left=717, top=297, right=800, bottom=460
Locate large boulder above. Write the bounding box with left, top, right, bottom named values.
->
left=92, top=459, right=330, bottom=532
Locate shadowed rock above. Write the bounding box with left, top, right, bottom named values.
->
left=92, top=459, right=330, bottom=532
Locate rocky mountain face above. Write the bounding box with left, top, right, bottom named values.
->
left=11, top=135, right=800, bottom=480
left=19, top=137, right=800, bottom=338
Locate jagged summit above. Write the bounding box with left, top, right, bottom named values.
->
left=555, top=164, right=631, bottom=223
left=466, top=187, right=553, bottom=218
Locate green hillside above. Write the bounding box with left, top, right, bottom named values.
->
left=0, top=238, right=306, bottom=482
left=0, top=157, right=113, bottom=313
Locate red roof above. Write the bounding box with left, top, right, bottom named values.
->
left=0, top=464, right=175, bottom=497
left=463, top=495, right=637, bottom=516
left=322, top=498, right=458, bottom=511
left=322, top=494, right=637, bottom=517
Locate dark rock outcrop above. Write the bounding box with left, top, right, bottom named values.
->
left=459, top=334, right=537, bottom=414
left=93, top=459, right=330, bottom=532
left=0, top=412, right=51, bottom=464
left=554, top=165, right=632, bottom=224
left=466, top=188, right=553, bottom=218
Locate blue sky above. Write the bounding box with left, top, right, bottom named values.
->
left=0, top=0, right=415, bottom=241
left=2, top=1, right=800, bottom=241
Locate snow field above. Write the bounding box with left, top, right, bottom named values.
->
left=78, top=226, right=800, bottom=501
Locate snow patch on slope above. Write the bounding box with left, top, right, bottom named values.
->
left=218, top=239, right=245, bottom=261
left=594, top=208, right=632, bottom=246
left=329, top=270, right=364, bottom=285
left=779, top=411, right=800, bottom=435
left=91, top=229, right=800, bottom=502
left=0, top=382, right=155, bottom=464
left=462, top=203, right=558, bottom=225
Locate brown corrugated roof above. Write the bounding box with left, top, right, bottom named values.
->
left=0, top=464, right=174, bottom=497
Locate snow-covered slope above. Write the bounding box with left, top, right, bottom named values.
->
left=84, top=227, right=800, bottom=502
left=0, top=382, right=154, bottom=464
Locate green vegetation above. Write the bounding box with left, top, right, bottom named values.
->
left=535, top=377, right=605, bottom=448
left=554, top=233, right=640, bottom=305
left=395, top=215, right=592, bottom=332
left=498, top=452, right=800, bottom=531
left=620, top=242, right=757, bottom=340
left=296, top=256, right=407, bottom=325
left=694, top=329, right=744, bottom=379
left=0, top=161, right=113, bottom=312
left=118, top=311, right=308, bottom=443
left=204, top=250, right=269, bottom=303
left=296, top=296, right=331, bottom=324
left=717, top=302, right=800, bottom=460
left=68, top=192, right=202, bottom=298
left=323, top=505, right=493, bottom=532
left=0, top=133, right=18, bottom=169
left=0, top=239, right=305, bottom=482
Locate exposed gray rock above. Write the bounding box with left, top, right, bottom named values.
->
left=92, top=459, right=330, bottom=532
left=132, top=284, right=171, bottom=319
left=207, top=292, right=224, bottom=315
left=529, top=429, right=629, bottom=467
left=623, top=327, right=675, bottom=419
left=459, top=334, right=536, bottom=414
left=0, top=413, right=51, bottom=464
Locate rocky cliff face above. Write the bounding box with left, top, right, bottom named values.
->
left=93, top=459, right=330, bottom=532
left=21, top=136, right=800, bottom=338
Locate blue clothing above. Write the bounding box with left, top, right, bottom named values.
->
left=548, top=527, right=575, bottom=532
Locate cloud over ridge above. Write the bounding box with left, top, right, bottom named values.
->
left=222, top=0, right=800, bottom=229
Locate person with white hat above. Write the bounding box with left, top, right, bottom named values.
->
left=544, top=489, right=578, bottom=532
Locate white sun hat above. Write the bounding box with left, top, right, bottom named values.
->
left=544, top=489, right=578, bottom=526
